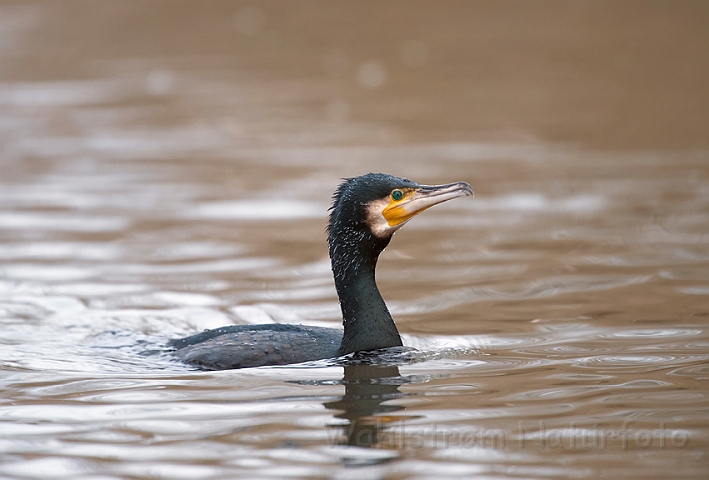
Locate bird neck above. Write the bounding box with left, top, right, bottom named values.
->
left=330, top=228, right=402, bottom=354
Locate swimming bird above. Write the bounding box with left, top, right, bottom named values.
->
left=170, top=173, right=473, bottom=369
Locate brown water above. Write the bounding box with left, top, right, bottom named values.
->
left=1, top=2, right=708, bottom=479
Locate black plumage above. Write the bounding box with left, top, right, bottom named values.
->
left=171, top=173, right=472, bottom=370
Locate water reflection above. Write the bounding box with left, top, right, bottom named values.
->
left=324, top=365, right=406, bottom=453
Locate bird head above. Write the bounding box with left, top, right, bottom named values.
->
left=328, top=173, right=473, bottom=261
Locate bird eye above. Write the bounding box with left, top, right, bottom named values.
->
left=391, top=189, right=404, bottom=201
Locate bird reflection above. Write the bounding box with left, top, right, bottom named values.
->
left=324, top=364, right=408, bottom=453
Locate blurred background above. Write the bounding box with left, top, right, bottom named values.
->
left=2, top=0, right=707, bottom=153
left=1, top=1, right=708, bottom=479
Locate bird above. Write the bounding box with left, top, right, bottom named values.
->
left=170, top=173, right=473, bottom=370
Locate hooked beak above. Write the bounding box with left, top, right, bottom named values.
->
left=382, top=181, right=474, bottom=228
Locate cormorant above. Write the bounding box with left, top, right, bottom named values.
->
left=171, top=173, right=473, bottom=369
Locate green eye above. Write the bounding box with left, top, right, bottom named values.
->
left=391, top=189, right=404, bottom=201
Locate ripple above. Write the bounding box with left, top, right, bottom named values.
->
left=598, top=328, right=704, bottom=339
left=546, top=373, right=614, bottom=381
left=596, top=391, right=708, bottom=405
left=666, top=360, right=709, bottom=378
left=149, top=242, right=244, bottom=260
left=189, top=199, right=323, bottom=221
left=0, top=79, right=126, bottom=106
left=464, top=193, right=606, bottom=213
left=231, top=302, right=340, bottom=324
left=0, top=242, right=123, bottom=260
left=1, top=264, right=96, bottom=281
left=404, top=332, right=574, bottom=359
left=0, top=211, right=129, bottom=231
left=0, top=294, right=86, bottom=314
left=660, top=267, right=709, bottom=281
left=41, top=283, right=152, bottom=297
left=515, top=344, right=610, bottom=356
left=506, top=379, right=673, bottom=402
left=391, top=274, right=652, bottom=315
left=108, top=257, right=278, bottom=275
left=245, top=286, right=336, bottom=301
left=457, top=356, right=552, bottom=374
left=572, top=354, right=708, bottom=373
left=677, top=286, right=709, bottom=295
left=0, top=458, right=90, bottom=480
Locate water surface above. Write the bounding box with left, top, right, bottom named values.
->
left=1, top=2, right=708, bottom=479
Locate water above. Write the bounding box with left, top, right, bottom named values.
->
left=1, top=2, right=708, bottom=479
